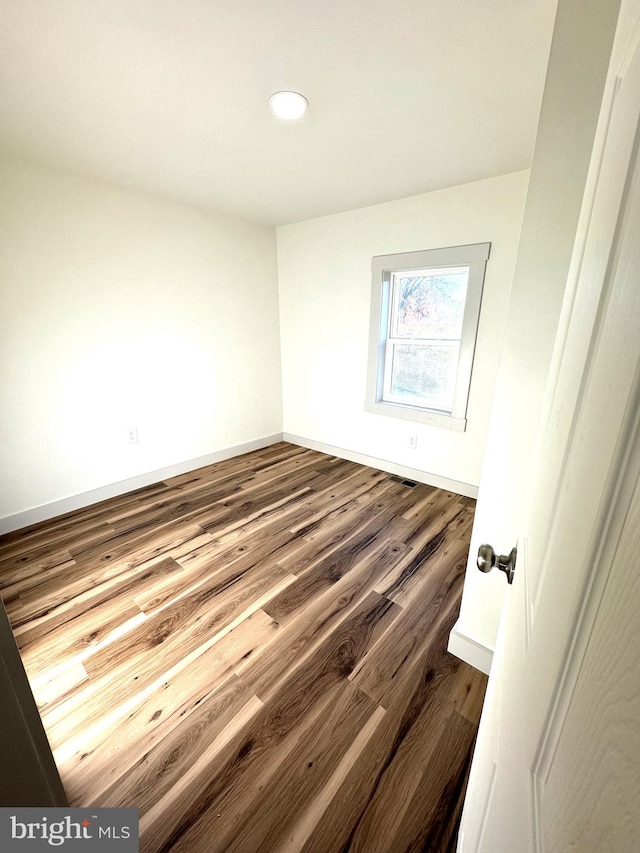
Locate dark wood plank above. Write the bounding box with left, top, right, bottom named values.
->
left=388, top=711, right=477, bottom=853
left=240, top=542, right=409, bottom=701
left=143, top=591, right=398, bottom=853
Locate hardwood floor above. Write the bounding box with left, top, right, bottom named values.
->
left=0, top=442, right=487, bottom=852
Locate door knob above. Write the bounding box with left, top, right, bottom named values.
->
left=477, top=544, right=517, bottom=584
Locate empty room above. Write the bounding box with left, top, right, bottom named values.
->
left=2, top=1, right=639, bottom=851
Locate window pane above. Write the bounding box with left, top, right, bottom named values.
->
left=389, top=343, right=459, bottom=411
left=391, top=268, right=468, bottom=339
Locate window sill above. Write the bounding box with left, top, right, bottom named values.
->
left=364, top=399, right=467, bottom=431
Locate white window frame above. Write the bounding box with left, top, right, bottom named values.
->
left=365, top=242, right=491, bottom=431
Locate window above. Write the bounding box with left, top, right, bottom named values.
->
left=365, top=243, right=490, bottom=430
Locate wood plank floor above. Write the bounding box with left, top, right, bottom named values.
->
left=0, top=442, right=487, bottom=852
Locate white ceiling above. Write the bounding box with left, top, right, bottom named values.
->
left=0, top=0, right=558, bottom=225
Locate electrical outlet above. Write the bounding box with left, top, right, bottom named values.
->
left=125, top=426, right=138, bottom=445
left=408, top=434, right=418, bottom=449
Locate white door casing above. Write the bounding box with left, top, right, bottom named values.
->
left=449, top=0, right=622, bottom=674
left=459, top=2, right=640, bottom=850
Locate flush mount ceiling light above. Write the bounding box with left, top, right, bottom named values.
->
left=269, top=90, right=309, bottom=121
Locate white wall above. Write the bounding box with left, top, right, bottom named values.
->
left=450, top=0, right=622, bottom=672
left=277, top=172, right=529, bottom=492
left=0, top=156, right=282, bottom=523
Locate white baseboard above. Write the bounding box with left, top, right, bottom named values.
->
left=2, top=431, right=478, bottom=535
left=282, top=433, right=478, bottom=499
left=0, top=434, right=283, bottom=536
left=447, top=620, right=493, bottom=675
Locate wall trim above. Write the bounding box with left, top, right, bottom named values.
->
left=0, top=433, right=283, bottom=536
left=282, top=432, right=479, bottom=498
left=447, top=619, right=493, bottom=675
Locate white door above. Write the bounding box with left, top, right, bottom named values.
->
left=459, top=4, right=640, bottom=851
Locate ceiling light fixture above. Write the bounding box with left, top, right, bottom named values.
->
left=269, top=91, right=309, bottom=121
